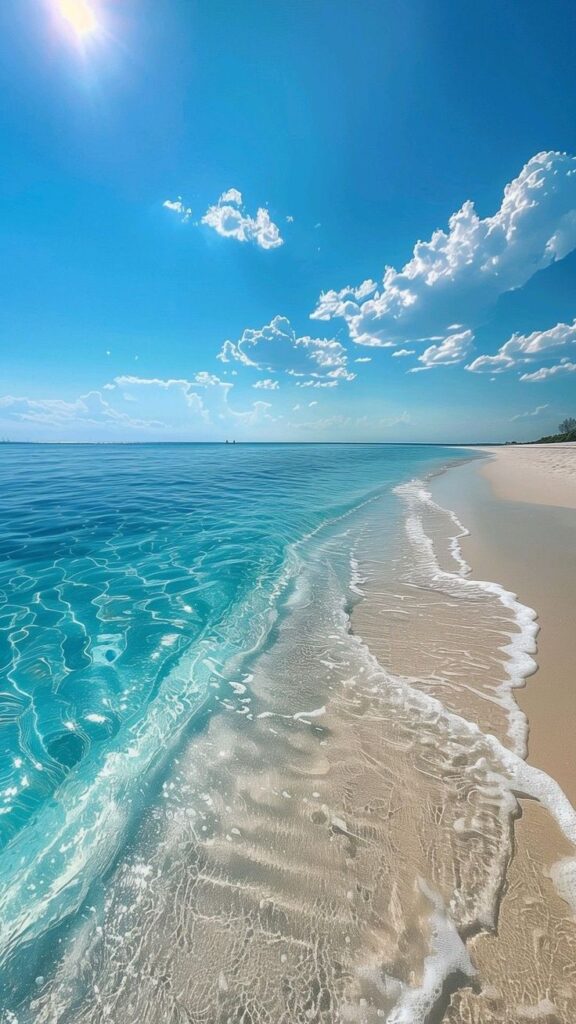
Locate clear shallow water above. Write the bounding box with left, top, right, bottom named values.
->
left=4, top=442, right=574, bottom=1023
left=0, top=443, right=464, bottom=846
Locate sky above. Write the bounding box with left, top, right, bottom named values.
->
left=1, top=0, right=576, bottom=443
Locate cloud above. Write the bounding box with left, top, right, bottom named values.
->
left=0, top=370, right=284, bottom=441
left=163, top=198, right=192, bottom=223
left=311, top=151, right=576, bottom=346
left=219, top=188, right=243, bottom=205
left=467, top=318, right=576, bottom=373
left=509, top=404, right=549, bottom=421
left=216, top=315, right=356, bottom=386
left=409, top=330, right=474, bottom=372
left=291, top=410, right=411, bottom=434
left=253, top=378, right=279, bottom=390
left=354, top=356, right=372, bottom=363
left=520, top=359, right=576, bottom=382
left=110, top=375, right=211, bottom=419
left=0, top=391, right=163, bottom=431
left=201, top=189, right=284, bottom=250
left=111, top=373, right=277, bottom=430
left=392, top=348, right=416, bottom=358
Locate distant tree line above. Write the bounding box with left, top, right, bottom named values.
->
left=532, top=416, right=576, bottom=444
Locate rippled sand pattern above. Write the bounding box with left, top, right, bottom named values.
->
left=354, top=482, right=576, bottom=1023
left=353, top=481, right=536, bottom=755
left=24, top=486, right=576, bottom=1024
left=3, top=454, right=576, bottom=1024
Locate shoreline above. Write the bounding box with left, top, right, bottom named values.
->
left=6, top=443, right=575, bottom=1023
left=429, top=448, right=576, bottom=1021
left=434, top=447, right=576, bottom=799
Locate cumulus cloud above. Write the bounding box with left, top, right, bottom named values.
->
left=467, top=318, right=576, bottom=374
left=219, top=188, right=243, bottom=205
left=112, top=373, right=277, bottom=430
left=201, top=189, right=283, bottom=250
left=163, top=198, right=192, bottom=222
left=253, top=378, right=279, bottom=390
left=311, top=152, right=576, bottom=347
left=392, top=348, right=416, bottom=358
left=409, top=330, right=474, bottom=372
left=216, top=315, right=356, bottom=386
left=509, top=404, right=549, bottom=421
left=520, top=359, right=576, bottom=382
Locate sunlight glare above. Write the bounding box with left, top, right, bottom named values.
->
left=56, top=0, right=98, bottom=37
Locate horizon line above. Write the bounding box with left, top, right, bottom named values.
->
left=0, top=439, right=501, bottom=447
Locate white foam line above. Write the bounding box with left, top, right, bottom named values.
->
left=348, top=608, right=576, bottom=1019
left=394, top=478, right=537, bottom=758
left=386, top=879, right=475, bottom=1024
left=349, top=554, right=367, bottom=596
left=293, top=705, right=326, bottom=721
left=343, top=476, right=576, bottom=1021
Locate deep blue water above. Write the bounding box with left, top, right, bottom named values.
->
left=0, top=442, right=470, bottom=990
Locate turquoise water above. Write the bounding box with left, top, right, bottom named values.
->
left=0, top=442, right=471, bottom=1012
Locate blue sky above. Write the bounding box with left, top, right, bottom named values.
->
left=1, top=0, right=575, bottom=442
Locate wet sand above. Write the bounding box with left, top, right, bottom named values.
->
left=430, top=450, right=576, bottom=1022
left=435, top=450, right=576, bottom=801
left=26, top=472, right=550, bottom=1024
left=18, top=447, right=576, bottom=1024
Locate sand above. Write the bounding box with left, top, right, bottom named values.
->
left=430, top=446, right=576, bottom=1023
left=467, top=442, right=576, bottom=510
left=440, top=446, right=576, bottom=798
left=23, top=444, right=576, bottom=1024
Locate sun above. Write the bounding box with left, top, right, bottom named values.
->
left=55, top=0, right=98, bottom=37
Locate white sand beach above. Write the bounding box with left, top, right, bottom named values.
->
left=428, top=443, right=576, bottom=1022
left=470, top=442, right=576, bottom=510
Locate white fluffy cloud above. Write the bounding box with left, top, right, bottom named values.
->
left=392, top=348, right=416, bottom=358
left=253, top=378, right=279, bottom=390
left=311, top=152, right=576, bottom=346
left=163, top=198, right=192, bottom=222
left=520, top=359, right=576, bottom=382
left=409, top=330, right=474, bottom=372
left=467, top=318, right=576, bottom=374
left=110, top=373, right=277, bottom=428
left=217, top=315, right=356, bottom=386
left=219, top=188, right=243, bottom=205
left=201, top=189, right=283, bottom=250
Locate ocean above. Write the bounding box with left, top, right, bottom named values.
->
left=0, top=442, right=572, bottom=1023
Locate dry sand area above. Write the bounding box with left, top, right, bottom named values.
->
left=473, top=442, right=576, bottom=510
